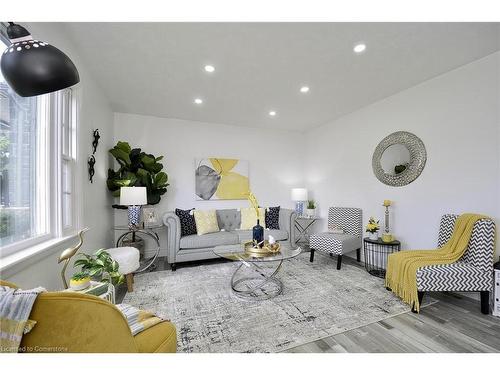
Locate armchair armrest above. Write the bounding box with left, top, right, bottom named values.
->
left=279, top=208, right=297, bottom=247
left=163, top=211, right=181, bottom=264
left=21, top=292, right=138, bottom=353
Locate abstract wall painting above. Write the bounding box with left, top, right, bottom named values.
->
left=195, top=158, right=249, bottom=200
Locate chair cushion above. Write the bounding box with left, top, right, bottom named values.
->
left=180, top=231, right=239, bottom=249
left=216, top=209, right=241, bottom=231
left=416, top=261, right=493, bottom=292
left=310, top=233, right=361, bottom=255
left=235, top=229, right=288, bottom=243
left=193, top=210, right=220, bottom=235
left=105, top=247, right=140, bottom=274
left=134, top=321, right=177, bottom=353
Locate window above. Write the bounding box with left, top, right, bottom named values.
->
left=0, top=30, right=79, bottom=256
left=58, top=89, right=77, bottom=233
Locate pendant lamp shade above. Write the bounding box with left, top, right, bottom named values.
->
left=1, top=22, right=80, bottom=97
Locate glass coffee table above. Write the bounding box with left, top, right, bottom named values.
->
left=213, top=242, right=302, bottom=300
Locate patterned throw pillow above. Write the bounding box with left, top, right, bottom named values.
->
left=240, top=207, right=266, bottom=230
left=175, top=208, right=197, bottom=237
left=265, top=206, right=280, bottom=230
left=193, top=210, right=220, bottom=235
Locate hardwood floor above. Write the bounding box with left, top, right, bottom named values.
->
left=283, top=275, right=500, bottom=353
left=118, top=256, right=500, bottom=353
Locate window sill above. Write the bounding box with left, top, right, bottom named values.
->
left=0, top=234, right=78, bottom=277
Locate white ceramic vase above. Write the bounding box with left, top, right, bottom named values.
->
left=369, top=232, right=379, bottom=241
left=306, top=208, right=316, bottom=218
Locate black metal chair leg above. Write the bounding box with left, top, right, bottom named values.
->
left=418, top=291, right=425, bottom=306
left=356, top=248, right=361, bottom=262
left=171, top=263, right=177, bottom=272
left=480, top=291, right=490, bottom=314
left=309, top=249, right=315, bottom=263
left=336, top=255, right=342, bottom=270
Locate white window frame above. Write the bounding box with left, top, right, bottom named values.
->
left=54, top=88, right=79, bottom=237
left=0, top=94, right=52, bottom=255
left=0, top=26, right=80, bottom=257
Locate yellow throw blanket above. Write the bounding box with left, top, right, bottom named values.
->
left=385, top=213, right=487, bottom=312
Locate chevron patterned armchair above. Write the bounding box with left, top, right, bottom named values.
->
left=309, top=207, right=362, bottom=270
left=415, top=214, right=496, bottom=314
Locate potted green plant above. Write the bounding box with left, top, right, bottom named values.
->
left=69, top=271, right=91, bottom=291
left=366, top=217, right=380, bottom=240
left=106, top=141, right=169, bottom=206
left=73, top=249, right=125, bottom=286
left=306, top=200, right=317, bottom=218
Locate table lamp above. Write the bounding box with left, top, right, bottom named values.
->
left=120, top=187, right=148, bottom=227
left=291, top=188, right=308, bottom=216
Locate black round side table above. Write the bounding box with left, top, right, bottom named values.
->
left=363, top=237, right=401, bottom=278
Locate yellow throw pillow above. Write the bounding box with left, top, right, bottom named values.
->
left=194, top=210, right=220, bottom=235
left=240, top=207, right=266, bottom=230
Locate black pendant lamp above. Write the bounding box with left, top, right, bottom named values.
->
left=1, top=22, right=80, bottom=97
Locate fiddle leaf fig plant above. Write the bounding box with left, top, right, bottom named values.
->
left=73, top=249, right=125, bottom=286
left=107, top=141, right=169, bottom=205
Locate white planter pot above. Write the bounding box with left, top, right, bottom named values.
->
left=306, top=208, right=316, bottom=218
left=69, top=278, right=91, bottom=291
left=368, top=232, right=379, bottom=241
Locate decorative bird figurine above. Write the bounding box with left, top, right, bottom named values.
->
left=58, top=227, right=89, bottom=289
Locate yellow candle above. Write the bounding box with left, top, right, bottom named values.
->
left=383, top=200, right=391, bottom=207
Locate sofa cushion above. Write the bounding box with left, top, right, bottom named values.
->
left=265, top=206, right=280, bottom=230
left=240, top=207, right=266, bottom=230
left=216, top=209, right=241, bottom=231
left=180, top=231, right=239, bottom=249
left=175, top=208, right=197, bottom=236
left=235, top=229, right=288, bottom=243
left=193, top=210, right=219, bottom=235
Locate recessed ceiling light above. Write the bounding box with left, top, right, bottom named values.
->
left=269, top=110, right=277, bottom=117
left=194, top=98, right=203, bottom=104
left=300, top=86, right=310, bottom=93
left=204, top=65, right=215, bottom=73
left=353, top=43, right=366, bottom=54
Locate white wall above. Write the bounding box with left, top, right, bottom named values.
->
left=1, top=23, right=115, bottom=290
left=305, top=53, right=500, bottom=261
left=112, top=113, right=304, bottom=256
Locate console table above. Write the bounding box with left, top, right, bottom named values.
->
left=114, top=224, right=163, bottom=273
left=294, top=216, right=320, bottom=251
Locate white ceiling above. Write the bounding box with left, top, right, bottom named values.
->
left=62, top=22, right=499, bottom=132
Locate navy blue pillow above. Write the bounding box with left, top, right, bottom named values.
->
left=265, top=206, right=280, bottom=230
left=175, top=208, right=197, bottom=236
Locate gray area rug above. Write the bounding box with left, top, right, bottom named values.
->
left=123, top=253, right=418, bottom=352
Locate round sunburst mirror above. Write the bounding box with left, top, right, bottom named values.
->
left=372, top=131, right=427, bottom=187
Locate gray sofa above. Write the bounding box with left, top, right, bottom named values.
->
left=163, top=208, right=297, bottom=270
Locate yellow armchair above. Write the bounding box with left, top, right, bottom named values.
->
left=0, top=280, right=177, bottom=353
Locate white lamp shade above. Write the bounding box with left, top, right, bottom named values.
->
left=291, top=188, right=308, bottom=201
left=120, top=187, right=147, bottom=206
